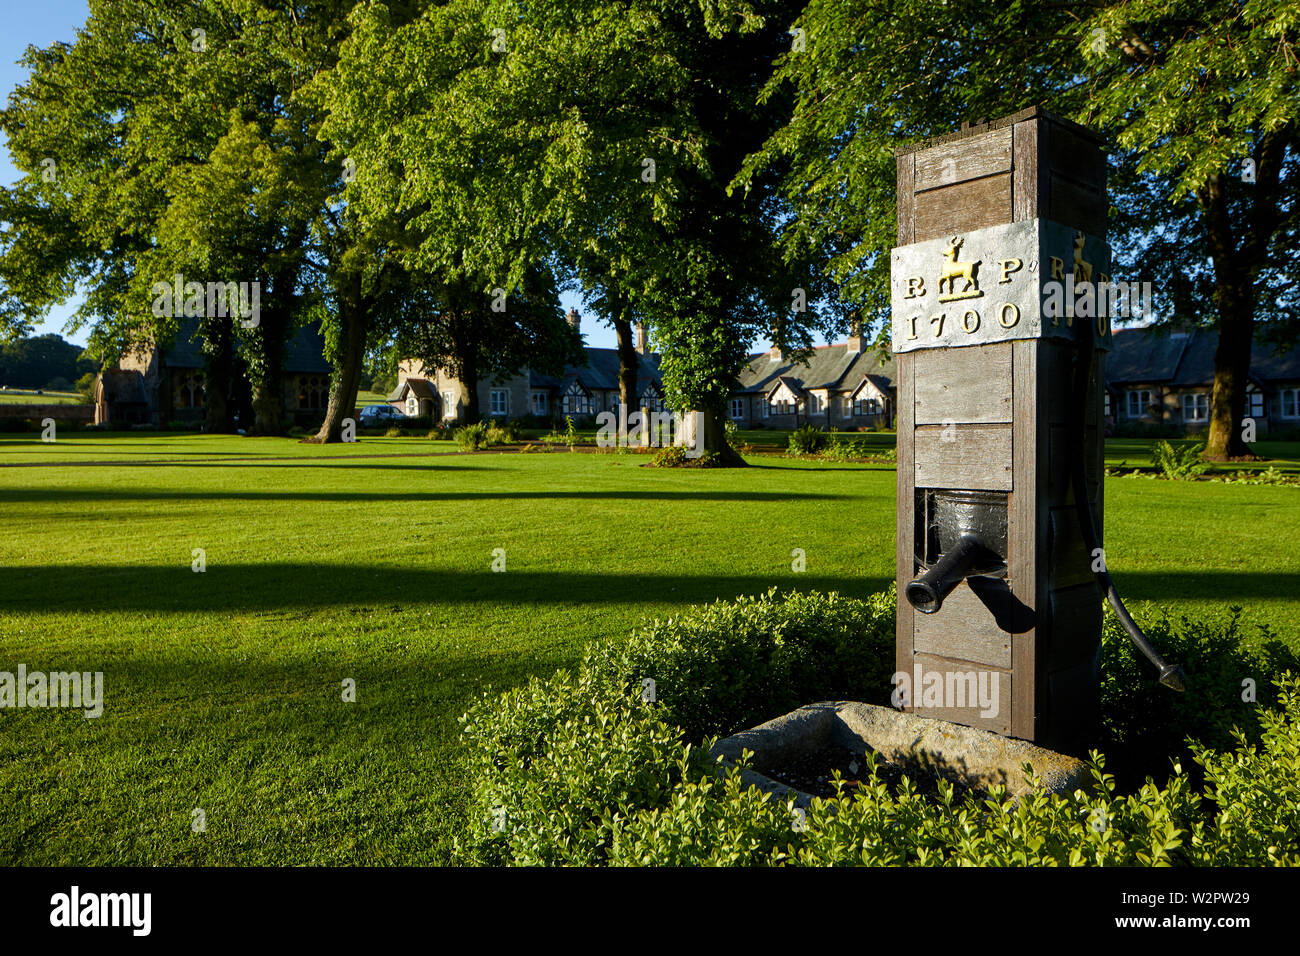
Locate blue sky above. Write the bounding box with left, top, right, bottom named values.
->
left=1, top=0, right=90, bottom=346
left=1, top=4, right=795, bottom=355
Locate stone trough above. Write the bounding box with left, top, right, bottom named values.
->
left=710, top=701, right=1089, bottom=809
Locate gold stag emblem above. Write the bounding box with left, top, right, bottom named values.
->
left=936, top=236, right=983, bottom=302
left=1072, top=231, right=1093, bottom=283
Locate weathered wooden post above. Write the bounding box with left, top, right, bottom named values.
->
left=891, top=107, right=1112, bottom=752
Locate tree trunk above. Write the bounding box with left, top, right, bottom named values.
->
left=689, top=406, right=745, bottom=466
left=614, top=317, right=639, bottom=411
left=204, top=325, right=236, bottom=433
left=1200, top=173, right=1255, bottom=460
left=460, top=348, right=481, bottom=425
left=250, top=309, right=289, bottom=436
left=308, top=272, right=367, bottom=443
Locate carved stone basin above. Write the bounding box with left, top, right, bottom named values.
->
left=710, top=700, right=1089, bottom=808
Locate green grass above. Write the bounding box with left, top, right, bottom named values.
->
left=1, top=434, right=1297, bottom=864
left=0, top=389, right=84, bottom=405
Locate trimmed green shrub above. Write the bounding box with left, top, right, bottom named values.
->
left=458, top=586, right=1300, bottom=867
left=1099, top=606, right=1298, bottom=788
left=587, top=587, right=895, bottom=739
left=457, top=668, right=708, bottom=866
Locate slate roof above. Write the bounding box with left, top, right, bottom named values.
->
left=284, top=322, right=332, bottom=374
left=1107, top=328, right=1300, bottom=389
left=157, top=317, right=332, bottom=374
left=99, top=369, right=147, bottom=404
left=530, top=347, right=663, bottom=391
left=388, top=377, right=437, bottom=402
left=735, top=345, right=896, bottom=395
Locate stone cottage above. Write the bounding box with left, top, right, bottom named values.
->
left=393, top=310, right=666, bottom=424
left=1105, top=327, right=1300, bottom=434
left=93, top=317, right=333, bottom=427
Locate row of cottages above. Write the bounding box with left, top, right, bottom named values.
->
left=93, top=317, right=333, bottom=427
left=729, top=327, right=896, bottom=429
left=1104, top=327, right=1300, bottom=434
left=391, top=310, right=669, bottom=423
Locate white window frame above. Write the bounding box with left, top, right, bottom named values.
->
left=1281, top=388, right=1299, bottom=420
left=442, top=391, right=456, bottom=420
left=531, top=391, right=547, bottom=415
left=490, top=389, right=509, bottom=417
left=730, top=398, right=745, bottom=420
left=1104, top=392, right=1112, bottom=418
left=1182, top=392, right=1209, bottom=423
left=1247, top=389, right=1264, bottom=419
left=1127, top=389, right=1152, bottom=419
left=405, top=393, right=419, bottom=417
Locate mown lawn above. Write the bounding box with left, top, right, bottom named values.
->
left=1, top=434, right=1297, bottom=864
left=0, top=389, right=84, bottom=405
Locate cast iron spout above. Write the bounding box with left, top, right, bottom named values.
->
left=906, top=533, right=986, bottom=615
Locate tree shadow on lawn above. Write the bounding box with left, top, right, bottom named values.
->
left=0, top=564, right=891, bottom=613
left=0, top=487, right=851, bottom=503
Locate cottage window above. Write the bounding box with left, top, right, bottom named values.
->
left=562, top=385, right=591, bottom=416
left=1104, top=392, right=1112, bottom=418
left=490, top=389, right=509, bottom=417
left=1126, top=389, right=1152, bottom=419
left=175, top=371, right=205, bottom=409
left=854, top=397, right=879, bottom=416
left=298, top=375, right=329, bottom=410
left=531, top=391, right=547, bottom=415
left=1282, top=388, right=1299, bottom=419
left=640, top=388, right=662, bottom=413
left=442, top=391, right=456, bottom=420
left=1182, top=393, right=1209, bottom=423
left=730, top=398, right=745, bottom=420
left=406, top=393, right=419, bottom=417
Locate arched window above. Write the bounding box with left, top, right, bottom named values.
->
left=175, top=371, right=205, bottom=408
left=298, top=376, right=329, bottom=410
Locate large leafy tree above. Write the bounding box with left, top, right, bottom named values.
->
left=1, top=1, right=308, bottom=431
left=1, top=1, right=427, bottom=438
left=743, top=0, right=1299, bottom=459
left=328, top=0, right=841, bottom=463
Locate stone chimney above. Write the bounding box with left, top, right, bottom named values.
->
left=846, top=317, right=864, bottom=355
left=768, top=343, right=783, bottom=362
left=634, top=322, right=648, bottom=354
left=567, top=308, right=581, bottom=334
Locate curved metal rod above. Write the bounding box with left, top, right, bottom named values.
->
left=1070, top=315, right=1186, bottom=691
